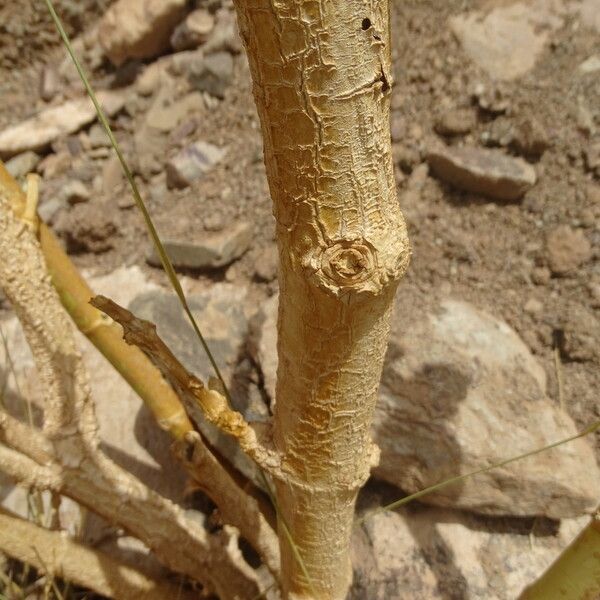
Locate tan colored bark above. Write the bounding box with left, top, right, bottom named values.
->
left=174, top=431, right=281, bottom=577
left=0, top=506, right=199, bottom=600
left=0, top=181, right=263, bottom=599
left=1, top=160, right=280, bottom=584
left=232, top=2, right=409, bottom=598
left=0, top=161, right=192, bottom=441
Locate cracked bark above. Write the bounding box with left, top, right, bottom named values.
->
left=232, top=2, right=409, bottom=598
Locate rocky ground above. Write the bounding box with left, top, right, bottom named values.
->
left=0, top=0, right=599, bottom=598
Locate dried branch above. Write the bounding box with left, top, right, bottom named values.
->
left=1, top=161, right=280, bottom=583
left=91, top=295, right=282, bottom=475
left=175, top=431, right=281, bottom=576
left=0, top=162, right=192, bottom=441
left=0, top=173, right=265, bottom=599
left=0, top=506, right=199, bottom=600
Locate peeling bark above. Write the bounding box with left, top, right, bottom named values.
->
left=231, top=2, right=409, bottom=598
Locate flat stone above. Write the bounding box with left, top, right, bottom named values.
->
left=98, top=0, right=187, bottom=66
left=147, top=221, right=252, bottom=270
left=100, top=156, right=124, bottom=194
left=145, top=85, right=205, bottom=132
left=166, top=140, right=225, bottom=188
left=39, top=66, right=60, bottom=102
left=38, top=197, right=65, bottom=224
left=186, top=52, right=234, bottom=98
left=434, top=108, right=477, bottom=136
left=450, top=1, right=566, bottom=81
left=135, top=60, right=168, bottom=97
left=427, top=145, right=536, bottom=201
left=131, top=124, right=168, bottom=181
left=4, top=151, right=40, bottom=179
left=545, top=225, right=592, bottom=275
left=62, top=180, right=90, bottom=204
left=87, top=123, right=111, bottom=148
left=0, top=92, right=125, bottom=158
left=170, top=9, right=215, bottom=51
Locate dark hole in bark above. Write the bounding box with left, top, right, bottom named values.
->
left=238, top=536, right=262, bottom=568
left=379, top=72, right=390, bottom=93
left=362, top=17, right=371, bottom=30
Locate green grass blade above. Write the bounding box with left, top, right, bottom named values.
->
left=358, top=419, right=600, bottom=525
left=43, top=0, right=231, bottom=402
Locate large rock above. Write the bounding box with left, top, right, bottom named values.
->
left=450, top=1, right=566, bottom=80
left=351, top=500, right=590, bottom=600
left=99, top=0, right=188, bottom=66
left=166, top=140, right=226, bottom=188
left=129, top=283, right=249, bottom=388
left=0, top=92, right=125, bottom=158
left=256, top=293, right=600, bottom=518
left=374, top=297, right=600, bottom=519
left=427, top=145, right=536, bottom=201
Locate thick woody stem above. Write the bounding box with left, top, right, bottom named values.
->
left=232, top=2, right=409, bottom=598
left=0, top=506, right=200, bottom=600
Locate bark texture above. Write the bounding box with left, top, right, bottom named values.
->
left=0, top=177, right=263, bottom=600
left=232, top=2, right=409, bottom=598
left=0, top=507, right=199, bottom=600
